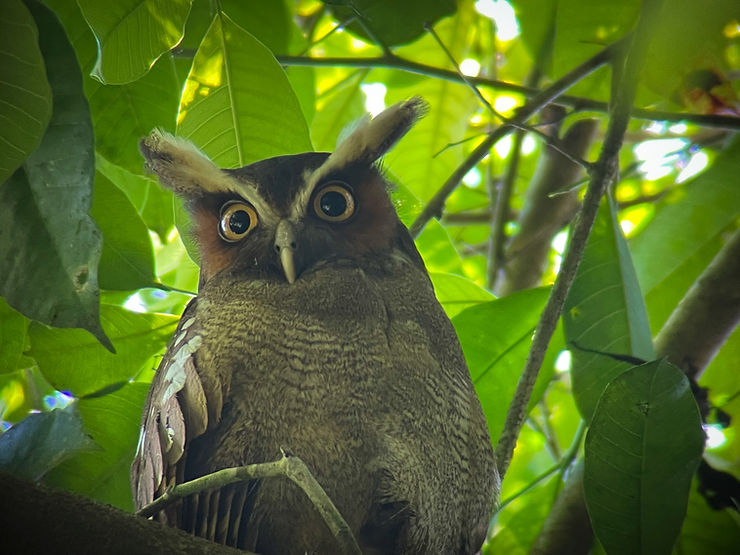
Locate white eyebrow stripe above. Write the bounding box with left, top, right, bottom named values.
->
left=222, top=178, right=280, bottom=227
left=289, top=168, right=317, bottom=221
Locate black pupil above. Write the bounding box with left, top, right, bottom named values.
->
left=228, top=209, right=251, bottom=234
left=320, top=190, right=347, bottom=217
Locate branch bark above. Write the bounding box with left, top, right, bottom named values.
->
left=654, top=226, right=740, bottom=378
left=1, top=472, right=247, bottom=555
left=276, top=55, right=740, bottom=130
left=495, top=116, right=599, bottom=295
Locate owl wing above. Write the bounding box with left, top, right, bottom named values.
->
left=131, top=297, right=212, bottom=516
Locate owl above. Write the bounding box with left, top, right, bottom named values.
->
left=131, top=97, right=498, bottom=554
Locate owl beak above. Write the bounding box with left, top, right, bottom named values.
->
left=274, top=220, right=298, bottom=284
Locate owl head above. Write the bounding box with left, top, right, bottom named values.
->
left=140, top=97, right=427, bottom=287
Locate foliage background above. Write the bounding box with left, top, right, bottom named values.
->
left=1, top=0, right=739, bottom=553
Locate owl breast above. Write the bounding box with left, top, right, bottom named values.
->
left=185, top=251, right=495, bottom=553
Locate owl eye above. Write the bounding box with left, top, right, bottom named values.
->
left=219, top=201, right=258, bottom=242
left=312, top=182, right=355, bottom=223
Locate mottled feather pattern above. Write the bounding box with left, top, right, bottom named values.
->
left=132, top=97, right=498, bottom=553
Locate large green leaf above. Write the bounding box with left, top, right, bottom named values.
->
left=0, top=0, right=51, bottom=185
left=90, top=59, right=182, bottom=174
left=96, top=154, right=174, bottom=240
left=45, top=382, right=149, bottom=511
left=0, top=1, right=110, bottom=349
left=221, top=0, right=291, bottom=54
left=177, top=12, right=312, bottom=167
left=452, top=287, right=553, bottom=445
left=384, top=5, right=479, bottom=204
left=415, top=219, right=465, bottom=275
left=584, top=360, right=704, bottom=555
left=44, top=0, right=182, bottom=175
left=325, top=0, right=456, bottom=47
left=564, top=197, right=655, bottom=421
left=0, top=404, right=99, bottom=481
left=310, top=71, right=368, bottom=152
left=429, top=272, right=495, bottom=318
left=78, top=0, right=192, bottom=84
left=27, top=305, right=177, bottom=397
left=91, top=173, right=156, bottom=291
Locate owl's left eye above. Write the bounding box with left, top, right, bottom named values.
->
left=219, top=201, right=258, bottom=242
left=313, top=182, right=355, bottom=223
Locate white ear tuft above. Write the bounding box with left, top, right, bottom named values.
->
left=139, top=130, right=238, bottom=197
left=311, top=96, right=428, bottom=184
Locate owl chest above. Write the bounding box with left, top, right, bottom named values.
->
left=193, top=285, right=395, bottom=462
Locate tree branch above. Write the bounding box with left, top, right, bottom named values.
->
left=654, top=226, right=740, bottom=378
left=495, top=117, right=599, bottom=295
left=494, top=0, right=664, bottom=480
left=276, top=54, right=740, bottom=130
left=408, top=41, right=617, bottom=237
left=138, top=453, right=361, bottom=555
left=2, top=472, right=247, bottom=555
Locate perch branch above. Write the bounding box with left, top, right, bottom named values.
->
left=137, top=453, right=361, bottom=555
left=494, top=0, right=664, bottom=480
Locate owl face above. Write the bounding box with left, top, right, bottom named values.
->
left=140, top=97, right=427, bottom=286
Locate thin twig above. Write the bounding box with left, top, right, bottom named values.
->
left=424, top=24, right=591, bottom=171
left=408, top=40, right=618, bottom=237
left=487, top=130, right=523, bottom=287
left=494, top=0, right=666, bottom=480
left=136, top=453, right=361, bottom=555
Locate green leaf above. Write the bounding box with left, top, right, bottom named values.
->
left=177, top=12, right=312, bottom=167
left=90, top=58, right=182, bottom=174
left=45, top=382, right=149, bottom=511
left=43, top=0, right=182, bottom=174
left=384, top=7, right=479, bottom=203
left=96, top=154, right=174, bottom=240
left=27, top=305, right=177, bottom=397
left=631, top=137, right=740, bottom=297
left=311, top=70, right=368, bottom=152
left=0, top=404, right=99, bottom=481
left=453, top=287, right=552, bottom=445
left=0, top=0, right=52, bottom=185
left=584, top=360, right=704, bottom=555
left=564, top=197, right=655, bottom=421
left=325, top=0, right=456, bottom=47
left=415, top=219, right=465, bottom=275
left=552, top=0, right=639, bottom=100
left=92, top=173, right=156, bottom=290
left=221, top=0, right=291, bottom=54
left=78, top=0, right=192, bottom=84
left=0, top=1, right=110, bottom=350
left=429, top=272, right=495, bottom=318
left=0, top=298, right=30, bottom=374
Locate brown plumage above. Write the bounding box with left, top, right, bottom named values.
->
left=131, top=97, right=498, bottom=553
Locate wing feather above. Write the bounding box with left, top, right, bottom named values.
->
left=130, top=298, right=213, bottom=513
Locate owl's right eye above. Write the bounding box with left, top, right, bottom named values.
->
left=219, top=201, right=258, bottom=242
